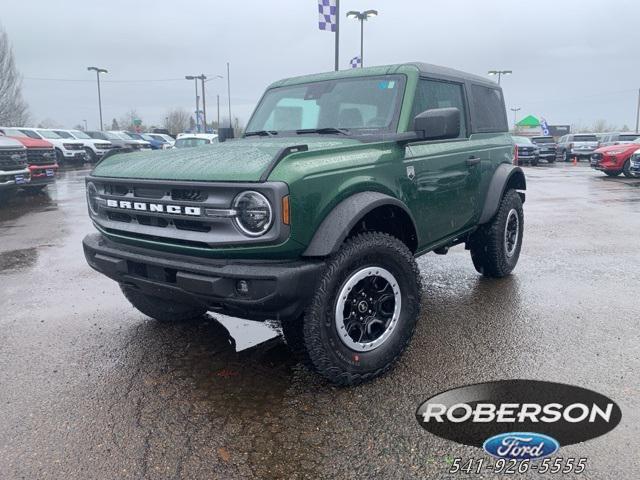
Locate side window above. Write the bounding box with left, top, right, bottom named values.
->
left=469, top=84, right=508, bottom=132
left=412, top=79, right=467, bottom=138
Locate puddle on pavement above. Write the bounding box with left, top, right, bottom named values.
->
left=0, top=247, right=39, bottom=273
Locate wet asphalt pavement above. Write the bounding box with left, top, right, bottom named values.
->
left=0, top=163, right=638, bottom=479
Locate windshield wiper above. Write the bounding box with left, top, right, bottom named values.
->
left=296, top=127, right=350, bottom=136
left=244, top=130, right=278, bottom=137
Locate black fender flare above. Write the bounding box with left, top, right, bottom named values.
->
left=478, top=164, right=526, bottom=224
left=302, top=191, right=418, bottom=257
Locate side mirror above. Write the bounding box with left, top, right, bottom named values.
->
left=413, top=107, right=460, bottom=141
left=217, top=127, right=235, bottom=143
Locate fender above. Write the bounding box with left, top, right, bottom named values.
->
left=303, top=192, right=418, bottom=257
left=478, top=164, right=526, bottom=224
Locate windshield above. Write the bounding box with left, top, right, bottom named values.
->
left=53, top=130, right=74, bottom=139
left=124, top=132, right=143, bottom=140
left=246, top=75, right=406, bottom=135
left=86, top=131, right=107, bottom=140
left=2, top=128, right=27, bottom=137
left=175, top=138, right=209, bottom=148
left=512, top=136, right=533, bottom=145
left=70, top=130, right=91, bottom=139
left=574, top=135, right=597, bottom=142
left=619, top=134, right=639, bottom=142
left=19, top=129, right=44, bottom=139
left=531, top=136, right=554, bottom=143
left=37, top=130, right=62, bottom=139
left=148, top=134, right=167, bottom=143
left=109, top=132, right=128, bottom=140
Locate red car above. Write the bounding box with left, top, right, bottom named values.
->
left=0, top=128, right=59, bottom=191
left=590, top=142, right=639, bottom=177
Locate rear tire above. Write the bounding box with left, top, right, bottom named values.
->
left=297, top=232, right=421, bottom=386
left=469, top=189, right=524, bottom=278
left=120, top=284, right=208, bottom=322
left=563, top=151, right=570, bottom=162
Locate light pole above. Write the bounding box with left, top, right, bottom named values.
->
left=87, top=66, right=107, bottom=130
left=217, top=94, right=220, bottom=128
left=226, top=62, right=232, bottom=128
left=185, top=75, right=201, bottom=132
left=488, top=69, right=512, bottom=85
left=346, top=9, right=378, bottom=68
left=202, top=74, right=223, bottom=132
left=510, top=107, right=521, bottom=131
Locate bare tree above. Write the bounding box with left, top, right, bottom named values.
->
left=164, top=108, right=191, bottom=136
left=0, top=24, right=30, bottom=126
left=591, top=119, right=618, bottom=133
left=36, top=118, right=62, bottom=128
left=118, top=109, right=143, bottom=132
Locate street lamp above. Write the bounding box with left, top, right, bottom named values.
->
left=510, top=107, right=521, bottom=131
left=87, top=66, right=108, bottom=130
left=203, top=74, right=224, bottom=132
left=487, top=70, right=512, bottom=85
left=185, top=75, right=201, bottom=132
left=346, top=9, right=378, bottom=68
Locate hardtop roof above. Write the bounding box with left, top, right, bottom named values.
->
left=268, top=62, right=500, bottom=89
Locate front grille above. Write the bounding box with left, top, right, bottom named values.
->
left=0, top=149, right=27, bottom=170
left=172, top=188, right=206, bottom=202
left=26, top=148, right=56, bottom=165
left=63, top=143, right=84, bottom=151
left=517, top=147, right=535, bottom=156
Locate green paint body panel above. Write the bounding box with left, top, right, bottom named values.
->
left=90, top=63, right=515, bottom=260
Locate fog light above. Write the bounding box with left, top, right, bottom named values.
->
left=236, top=280, right=249, bottom=295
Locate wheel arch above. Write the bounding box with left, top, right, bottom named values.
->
left=302, top=192, right=419, bottom=257
left=478, top=164, right=526, bottom=224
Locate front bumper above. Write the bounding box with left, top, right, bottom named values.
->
left=0, top=167, right=30, bottom=190
left=571, top=149, right=595, bottom=157
left=63, top=150, right=88, bottom=161
left=83, top=233, right=324, bottom=321
left=27, top=164, right=58, bottom=185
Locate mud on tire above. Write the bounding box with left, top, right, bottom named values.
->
left=120, top=284, right=208, bottom=322
left=468, top=189, right=524, bottom=278
left=291, top=232, right=422, bottom=386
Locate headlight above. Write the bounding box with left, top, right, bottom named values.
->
left=606, top=150, right=625, bottom=156
left=233, top=191, right=273, bottom=236
left=86, top=182, right=100, bottom=215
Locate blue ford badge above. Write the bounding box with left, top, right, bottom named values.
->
left=483, top=432, right=559, bottom=460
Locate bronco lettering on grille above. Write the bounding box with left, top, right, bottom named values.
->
left=106, top=199, right=201, bottom=216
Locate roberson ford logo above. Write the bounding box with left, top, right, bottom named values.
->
left=415, top=380, right=621, bottom=459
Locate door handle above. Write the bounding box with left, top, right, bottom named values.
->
left=466, top=156, right=481, bottom=166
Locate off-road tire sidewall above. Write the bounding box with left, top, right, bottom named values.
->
left=120, top=284, right=207, bottom=322
left=470, top=189, right=524, bottom=278
left=303, top=233, right=421, bottom=385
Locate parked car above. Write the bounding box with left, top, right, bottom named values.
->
left=174, top=133, right=219, bottom=148
left=530, top=136, right=557, bottom=163
left=590, top=142, right=639, bottom=177
left=83, top=61, right=525, bottom=385
left=556, top=134, right=599, bottom=162
left=85, top=131, right=133, bottom=151
left=108, top=131, right=152, bottom=150
left=598, top=132, right=640, bottom=147
left=51, top=129, right=114, bottom=162
left=0, top=135, right=30, bottom=201
left=512, top=136, right=539, bottom=166
left=133, top=133, right=164, bottom=150
left=18, top=128, right=86, bottom=164
left=629, top=148, right=640, bottom=177
left=0, top=128, right=58, bottom=191
left=143, top=133, right=175, bottom=149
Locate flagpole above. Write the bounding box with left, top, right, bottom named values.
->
left=334, top=0, right=340, bottom=71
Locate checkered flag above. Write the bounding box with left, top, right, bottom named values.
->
left=318, top=0, right=337, bottom=32
left=350, top=56, right=362, bottom=69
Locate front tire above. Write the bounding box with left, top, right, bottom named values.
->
left=120, top=284, right=208, bottom=322
left=563, top=150, right=571, bottom=162
left=85, top=148, right=97, bottom=163
left=604, top=170, right=621, bottom=177
left=623, top=160, right=633, bottom=178
left=469, top=189, right=524, bottom=278
left=295, top=232, right=421, bottom=386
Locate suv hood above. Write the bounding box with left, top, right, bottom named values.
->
left=595, top=143, right=640, bottom=154
left=91, top=136, right=361, bottom=182
left=4, top=136, right=52, bottom=148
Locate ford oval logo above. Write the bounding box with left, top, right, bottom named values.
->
left=483, top=432, right=559, bottom=460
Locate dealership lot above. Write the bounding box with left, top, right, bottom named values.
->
left=0, top=164, right=638, bottom=479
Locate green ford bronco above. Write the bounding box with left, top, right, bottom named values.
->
left=83, top=63, right=525, bottom=385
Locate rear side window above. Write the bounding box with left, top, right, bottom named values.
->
left=574, top=135, right=597, bottom=141
left=412, top=79, right=467, bottom=138
left=470, top=84, right=508, bottom=132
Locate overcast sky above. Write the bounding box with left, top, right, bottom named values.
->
left=2, top=0, right=639, bottom=130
